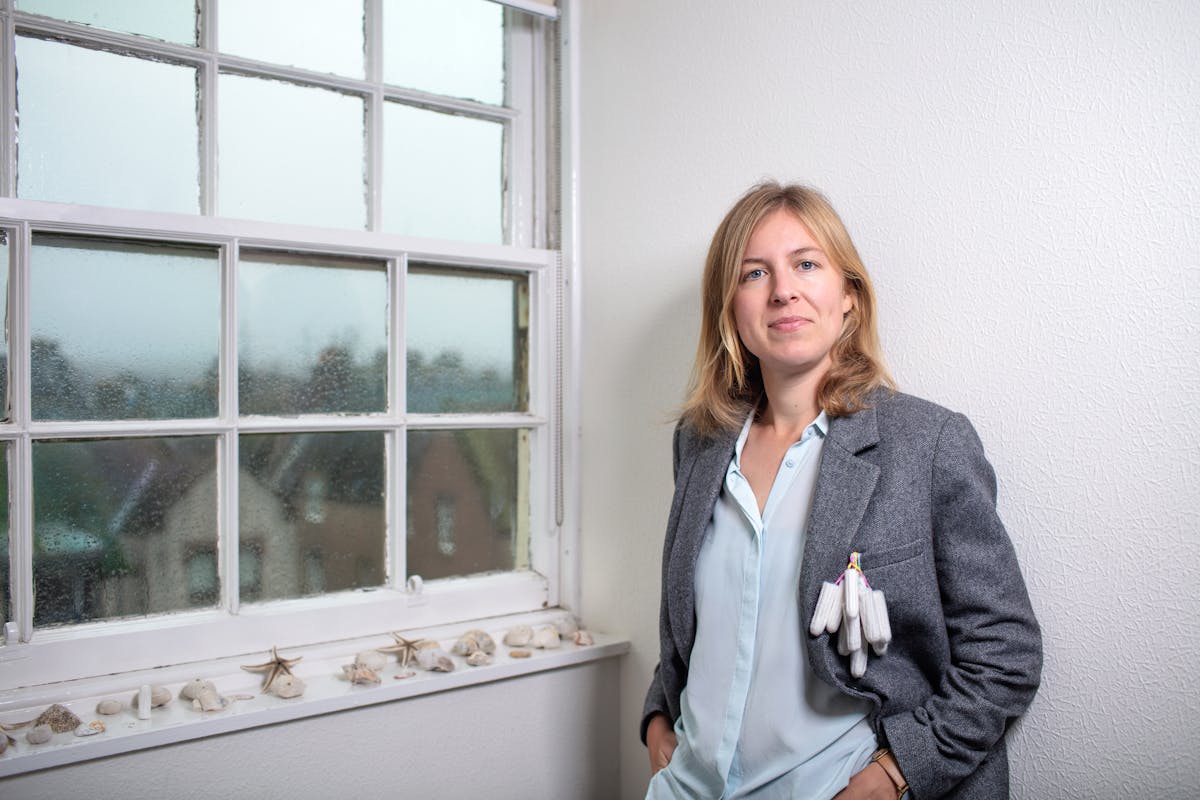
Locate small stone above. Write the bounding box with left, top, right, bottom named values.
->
left=96, top=699, right=123, bottom=716
left=532, top=625, right=561, bottom=650
left=554, top=616, right=579, bottom=637
left=26, top=724, right=53, bottom=745
left=572, top=630, right=595, bottom=646
left=415, top=646, right=455, bottom=672
left=273, top=673, right=307, bottom=697
left=179, top=679, right=216, bottom=701
left=342, top=664, right=380, bottom=686
left=191, top=687, right=228, bottom=712
left=509, top=649, right=532, bottom=659
left=452, top=629, right=497, bottom=656
left=354, top=650, right=387, bottom=671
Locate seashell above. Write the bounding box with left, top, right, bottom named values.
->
left=415, top=646, right=455, bottom=672
left=179, top=679, right=216, bottom=701
left=191, top=687, right=228, bottom=712
left=503, top=625, right=534, bottom=647
left=0, top=733, right=11, bottom=755
left=341, top=664, right=381, bottom=686
left=34, top=704, right=82, bottom=734
left=230, top=694, right=256, bottom=701
left=354, top=650, right=388, bottom=671
left=393, top=670, right=416, bottom=680
left=532, top=625, right=561, bottom=650
left=452, top=629, right=497, bottom=656
left=27, top=724, right=53, bottom=745
left=74, top=720, right=105, bottom=737
left=131, top=685, right=172, bottom=710
left=96, top=699, right=123, bottom=716
left=572, top=630, right=595, bottom=646
left=466, top=650, right=493, bottom=667
left=272, top=673, right=307, bottom=698
left=509, top=649, right=532, bottom=659
left=554, top=616, right=579, bottom=637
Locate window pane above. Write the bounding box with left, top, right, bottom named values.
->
left=383, top=0, right=504, bottom=105
left=0, top=231, right=8, bottom=421
left=32, top=437, right=217, bottom=627
left=239, top=252, right=387, bottom=415
left=382, top=103, right=503, bottom=243
left=219, top=74, right=365, bottom=229
left=239, top=432, right=385, bottom=602
left=219, top=0, right=363, bottom=78
left=1, top=443, right=8, bottom=635
left=406, top=428, right=528, bottom=580
left=16, top=0, right=197, bottom=45
left=16, top=37, right=199, bottom=214
left=407, top=268, right=526, bottom=413
left=31, top=237, right=219, bottom=421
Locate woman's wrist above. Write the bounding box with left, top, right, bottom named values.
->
left=869, top=748, right=909, bottom=800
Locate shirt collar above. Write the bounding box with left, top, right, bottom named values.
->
left=732, top=409, right=829, bottom=469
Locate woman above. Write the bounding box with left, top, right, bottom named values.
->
left=642, top=182, right=1041, bottom=799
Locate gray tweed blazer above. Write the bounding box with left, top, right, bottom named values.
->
left=642, top=391, right=1042, bottom=800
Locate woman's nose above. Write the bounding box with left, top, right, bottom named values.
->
left=770, top=272, right=798, bottom=303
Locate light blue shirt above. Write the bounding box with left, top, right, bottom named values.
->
left=648, top=412, right=878, bottom=800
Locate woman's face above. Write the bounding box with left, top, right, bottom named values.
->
left=732, top=208, right=852, bottom=384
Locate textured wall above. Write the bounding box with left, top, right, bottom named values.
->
left=579, top=1, right=1199, bottom=798
left=0, top=660, right=621, bottom=800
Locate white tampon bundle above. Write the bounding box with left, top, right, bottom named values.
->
left=807, top=552, right=892, bottom=678
left=809, top=581, right=842, bottom=636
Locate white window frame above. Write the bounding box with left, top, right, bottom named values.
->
left=0, top=1, right=573, bottom=693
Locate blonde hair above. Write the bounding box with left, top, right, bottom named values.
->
left=680, top=181, right=894, bottom=436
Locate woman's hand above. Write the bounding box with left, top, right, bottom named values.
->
left=832, top=761, right=899, bottom=800
left=645, top=713, right=677, bottom=774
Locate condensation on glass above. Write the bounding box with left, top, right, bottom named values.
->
left=239, top=431, right=385, bottom=602
left=239, top=251, right=387, bottom=416
left=383, top=0, right=504, bottom=105
left=0, top=230, right=9, bottom=421
left=407, top=266, right=527, bottom=413
left=219, top=74, right=366, bottom=229
left=16, top=0, right=198, bottom=45
left=31, top=236, right=219, bottom=421
left=1, top=443, right=9, bottom=634
left=383, top=103, right=503, bottom=244
left=15, top=37, right=199, bottom=214
left=31, top=436, right=217, bottom=627
left=406, top=428, right=529, bottom=581
left=219, top=0, right=364, bottom=78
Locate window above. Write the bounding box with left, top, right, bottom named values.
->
left=0, top=0, right=566, bottom=690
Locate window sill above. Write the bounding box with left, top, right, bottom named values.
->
left=0, top=612, right=629, bottom=778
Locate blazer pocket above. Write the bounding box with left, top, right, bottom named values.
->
left=855, top=539, right=925, bottom=571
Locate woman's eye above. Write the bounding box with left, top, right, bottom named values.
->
left=798, top=260, right=817, bottom=271
left=743, top=268, right=766, bottom=281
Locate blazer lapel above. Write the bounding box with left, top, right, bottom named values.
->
left=801, top=405, right=881, bottom=685
left=667, top=426, right=738, bottom=661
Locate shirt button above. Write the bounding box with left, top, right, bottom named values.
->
left=785, top=459, right=795, bottom=468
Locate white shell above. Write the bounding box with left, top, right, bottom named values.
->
left=74, top=721, right=105, bottom=737
left=554, top=616, right=579, bottom=637
left=532, top=625, right=561, bottom=649
left=26, top=724, right=53, bottom=745
left=354, top=650, right=388, bottom=671
left=131, top=685, right=172, bottom=709
left=273, top=673, right=307, bottom=698
left=191, top=687, right=228, bottom=712
left=466, top=650, right=493, bottom=667
left=415, top=646, right=455, bottom=672
left=341, top=664, right=381, bottom=686
left=572, top=630, right=595, bottom=646
left=452, top=629, right=497, bottom=656
left=96, top=699, right=123, bottom=716
left=503, top=625, right=534, bottom=647
left=179, top=678, right=216, bottom=701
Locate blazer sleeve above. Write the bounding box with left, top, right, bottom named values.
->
left=641, top=421, right=687, bottom=745
left=880, top=412, right=1043, bottom=799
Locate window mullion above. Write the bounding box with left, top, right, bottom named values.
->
left=390, top=252, right=407, bottom=590
left=365, top=0, right=382, bottom=232
left=221, top=236, right=240, bottom=614
left=9, top=221, right=32, bottom=641
left=1, top=8, right=16, bottom=198
left=198, top=0, right=218, bottom=217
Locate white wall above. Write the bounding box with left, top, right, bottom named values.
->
left=0, top=660, right=621, bottom=799
left=579, top=2, right=1199, bottom=798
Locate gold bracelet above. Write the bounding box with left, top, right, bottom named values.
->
left=870, top=748, right=909, bottom=800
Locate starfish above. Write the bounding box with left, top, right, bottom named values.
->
left=241, top=646, right=302, bottom=693
left=377, top=632, right=425, bottom=669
